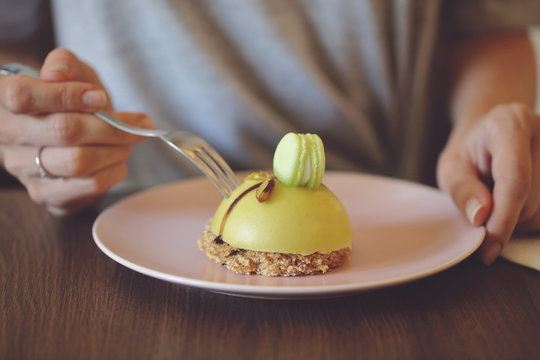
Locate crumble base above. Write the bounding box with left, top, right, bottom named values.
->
left=197, top=221, right=350, bottom=277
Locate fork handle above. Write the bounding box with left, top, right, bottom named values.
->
left=0, top=63, right=40, bottom=77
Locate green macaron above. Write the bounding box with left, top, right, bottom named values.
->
left=273, top=132, right=325, bottom=188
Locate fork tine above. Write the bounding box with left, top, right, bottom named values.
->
left=160, top=133, right=239, bottom=198
left=198, top=145, right=239, bottom=188
left=184, top=150, right=232, bottom=198
left=194, top=147, right=238, bottom=195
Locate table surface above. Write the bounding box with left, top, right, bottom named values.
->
left=1, top=188, right=539, bottom=360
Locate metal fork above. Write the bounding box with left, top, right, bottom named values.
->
left=0, top=63, right=239, bottom=198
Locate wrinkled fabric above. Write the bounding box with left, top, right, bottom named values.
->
left=5, top=0, right=540, bottom=191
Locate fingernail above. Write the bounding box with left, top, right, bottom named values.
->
left=82, top=90, right=107, bottom=108
left=466, top=197, right=483, bottom=225
left=42, top=64, right=69, bottom=75
left=481, top=242, right=501, bottom=266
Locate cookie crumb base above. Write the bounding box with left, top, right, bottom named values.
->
left=197, top=222, right=350, bottom=277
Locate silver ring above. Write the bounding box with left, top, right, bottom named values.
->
left=35, top=146, right=59, bottom=179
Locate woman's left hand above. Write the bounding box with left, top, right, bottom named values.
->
left=437, top=102, right=540, bottom=265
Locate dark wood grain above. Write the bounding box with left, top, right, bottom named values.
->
left=1, top=189, right=539, bottom=360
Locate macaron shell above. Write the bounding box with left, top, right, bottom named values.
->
left=273, top=132, right=306, bottom=187
left=306, top=133, right=325, bottom=188
left=315, top=134, right=325, bottom=187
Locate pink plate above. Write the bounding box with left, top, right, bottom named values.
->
left=92, top=172, right=485, bottom=299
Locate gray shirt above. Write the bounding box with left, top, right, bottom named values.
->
left=4, top=0, right=540, bottom=190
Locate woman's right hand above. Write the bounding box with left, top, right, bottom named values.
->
left=0, top=48, right=153, bottom=215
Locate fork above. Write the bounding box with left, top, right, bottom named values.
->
left=0, top=63, right=239, bottom=198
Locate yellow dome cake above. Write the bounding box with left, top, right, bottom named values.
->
left=197, top=133, right=352, bottom=276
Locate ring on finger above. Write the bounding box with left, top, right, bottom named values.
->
left=35, top=146, right=59, bottom=179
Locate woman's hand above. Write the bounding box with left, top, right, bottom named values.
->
left=0, top=48, right=153, bottom=215
left=437, top=103, right=540, bottom=266
left=437, top=31, right=538, bottom=265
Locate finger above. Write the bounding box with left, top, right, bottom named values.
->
left=1, top=111, right=153, bottom=146
left=40, top=48, right=114, bottom=112
left=40, top=48, right=105, bottom=88
left=437, top=150, right=493, bottom=226
left=22, top=162, right=128, bottom=213
left=479, top=115, right=533, bottom=265
left=517, top=124, right=540, bottom=223
left=41, top=145, right=133, bottom=177
left=46, top=195, right=104, bottom=217
left=0, top=75, right=108, bottom=114
left=513, top=130, right=540, bottom=233
left=2, top=145, right=133, bottom=178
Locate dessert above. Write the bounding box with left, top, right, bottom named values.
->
left=197, top=133, right=353, bottom=276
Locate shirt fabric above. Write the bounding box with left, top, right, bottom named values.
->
left=4, top=0, right=540, bottom=191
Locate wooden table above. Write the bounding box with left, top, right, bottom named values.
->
left=1, top=188, right=539, bottom=360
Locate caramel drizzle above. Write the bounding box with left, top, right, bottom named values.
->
left=218, top=182, right=262, bottom=236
